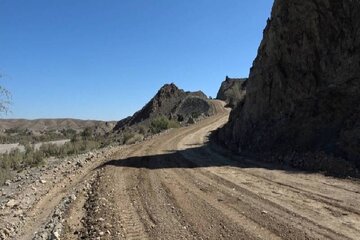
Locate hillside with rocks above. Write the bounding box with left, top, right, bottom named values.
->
left=217, top=0, right=360, bottom=176
left=0, top=119, right=116, bottom=145
left=0, top=119, right=116, bottom=133
left=113, top=83, right=214, bottom=141
left=216, top=77, right=247, bottom=108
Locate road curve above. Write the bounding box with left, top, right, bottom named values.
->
left=74, top=100, right=360, bottom=240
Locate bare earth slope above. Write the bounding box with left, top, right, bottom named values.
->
left=1, top=101, right=359, bottom=239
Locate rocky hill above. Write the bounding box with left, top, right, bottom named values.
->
left=217, top=0, right=360, bottom=176
left=113, top=83, right=214, bottom=140
left=216, top=76, right=247, bottom=108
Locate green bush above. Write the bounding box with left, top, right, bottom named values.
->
left=125, top=134, right=144, bottom=145
left=40, top=143, right=61, bottom=157
left=23, top=150, right=44, bottom=167
left=168, top=120, right=180, bottom=129
left=123, top=132, right=135, bottom=144
left=0, top=147, right=44, bottom=185
left=150, top=116, right=180, bottom=134
left=138, top=126, right=146, bottom=135
left=81, top=127, right=93, bottom=140
left=61, top=128, right=77, bottom=138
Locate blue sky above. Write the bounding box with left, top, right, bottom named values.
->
left=0, top=0, right=273, bottom=120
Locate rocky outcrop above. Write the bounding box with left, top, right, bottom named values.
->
left=218, top=0, right=360, bottom=175
left=114, top=83, right=214, bottom=132
left=216, top=77, right=247, bottom=108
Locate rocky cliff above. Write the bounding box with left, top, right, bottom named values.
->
left=216, top=77, right=247, bottom=108
left=218, top=0, right=360, bottom=175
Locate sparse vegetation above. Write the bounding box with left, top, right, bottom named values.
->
left=138, top=126, right=146, bottom=135
left=150, top=116, right=180, bottom=134
left=0, top=127, right=110, bottom=185
left=0, top=128, right=77, bottom=144
left=41, top=140, right=101, bottom=158
left=123, top=132, right=135, bottom=144
left=125, top=133, right=143, bottom=145
left=0, top=146, right=44, bottom=184
left=81, top=127, right=93, bottom=140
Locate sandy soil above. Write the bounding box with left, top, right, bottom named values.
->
left=1, top=100, right=359, bottom=240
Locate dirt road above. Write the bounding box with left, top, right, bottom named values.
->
left=2, top=100, right=360, bottom=239
left=72, top=100, right=360, bottom=240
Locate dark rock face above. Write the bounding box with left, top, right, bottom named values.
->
left=216, top=77, right=247, bottom=108
left=174, top=97, right=212, bottom=119
left=219, top=0, right=360, bottom=172
left=114, top=83, right=213, bottom=131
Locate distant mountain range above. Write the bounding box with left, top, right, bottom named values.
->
left=0, top=118, right=116, bottom=132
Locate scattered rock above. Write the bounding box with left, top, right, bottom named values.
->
left=13, top=210, right=23, bottom=217
left=2, top=228, right=10, bottom=236
left=6, top=199, right=19, bottom=208
left=53, top=230, right=60, bottom=239
left=4, top=180, right=11, bottom=186
left=76, top=161, right=84, bottom=168
left=70, top=194, right=77, bottom=201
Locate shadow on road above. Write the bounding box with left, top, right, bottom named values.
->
left=95, top=134, right=360, bottom=180
left=95, top=140, right=333, bottom=178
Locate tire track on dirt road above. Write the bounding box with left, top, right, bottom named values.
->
left=78, top=100, right=360, bottom=240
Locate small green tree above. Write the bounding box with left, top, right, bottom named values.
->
left=62, top=128, right=77, bottom=138
left=81, top=127, right=93, bottom=140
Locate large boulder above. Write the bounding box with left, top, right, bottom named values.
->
left=218, top=0, right=360, bottom=173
